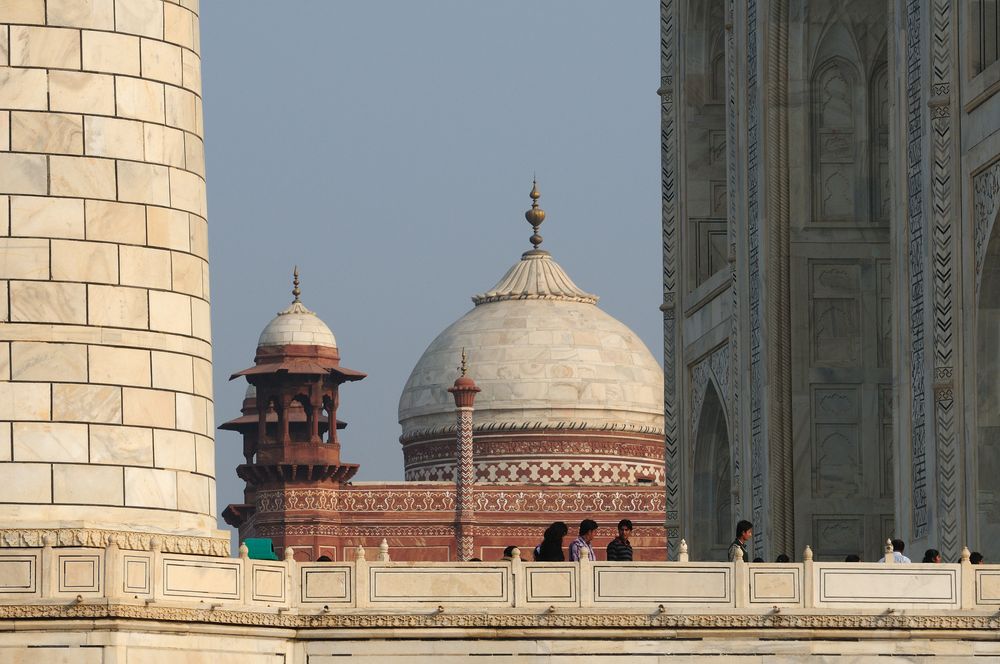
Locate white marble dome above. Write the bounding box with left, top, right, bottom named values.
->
left=398, top=251, right=664, bottom=439
left=257, top=301, right=337, bottom=349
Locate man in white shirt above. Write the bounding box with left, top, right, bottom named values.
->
left=878, top=538, right=912, bottom=563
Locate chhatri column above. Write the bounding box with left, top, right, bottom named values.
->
left=448, top=351, right=480, bottom=561
left=0, top=1, right=227, bottom=553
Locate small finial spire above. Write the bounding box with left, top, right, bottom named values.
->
left=292, top=266, right=301, bottom=303
left=524, top=177, right=546, bottom=250
left=459, top=348, right=468, bottom=377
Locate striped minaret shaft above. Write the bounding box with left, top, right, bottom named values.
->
left=448, top=354, right=480, bottom=561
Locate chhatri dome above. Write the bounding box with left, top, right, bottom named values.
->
left=398, top=182, right=665, bottom=484
left=256, top=267, right=338, bottom=349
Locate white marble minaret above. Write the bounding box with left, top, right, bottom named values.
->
left=0, top=0, right=227, bottom=554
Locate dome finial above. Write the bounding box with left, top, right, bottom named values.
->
left=292, top=266, right=301, bottom=303
left=524, top=177, right=546, bottom=250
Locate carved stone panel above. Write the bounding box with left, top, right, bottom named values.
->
left=690, top=218, right=727, bottom=287
left=877, top=261, right=893, bottom=368
left=812, top=386, right=861, bottom=498
left=879, top=385, right=894, bottom=498
left=813, top=516, right=864, bottom=561
left=871, top=63, right=890, bottom=223
left=810, top=264, right=862, bottom=366
left=813, top=58, right=860, bottom=222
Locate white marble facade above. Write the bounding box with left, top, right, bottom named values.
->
left=663, top=0, right=1000, bottom=564
left=0, top=0, right=227, bottom=554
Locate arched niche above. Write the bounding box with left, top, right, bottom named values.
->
left=683, top=0, right=728, bottom=289
left=977, top=214, right=1000, bottom=552
left=691, top=381, right=732, bottom=561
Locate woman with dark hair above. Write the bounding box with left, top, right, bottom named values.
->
left=922, top=548, right=942, bottom=563
left=534, top=521, right=569, bottom=562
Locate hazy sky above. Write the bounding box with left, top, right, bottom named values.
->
left=201, top=2, right=662, bottom=531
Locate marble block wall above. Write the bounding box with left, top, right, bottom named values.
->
left=0, top=0, right=225, bottom=552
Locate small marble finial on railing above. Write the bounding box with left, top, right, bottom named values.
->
left=239, top=543, right=249, bottom=560
left=511, top=546, right=521, bottom=562
left=733, top=544, right=744, bottom=563
left=355, top=544, right=366, bottom=562
left=883, top=539, right=894, bottom=564
left=803, top=544, right=813, bottom=562
left=961, top=546, right=971, bottom=563
left=378, top=539, right=390, bottom=562
left=284, top=546, right=295, bottom=563
left=42, top=532, right=57, bottom=548
left=579, top=546, right=591, bottom=562
left=150, top=536, right=163, bottom=553
left=678, top=539, right=689, bottom=562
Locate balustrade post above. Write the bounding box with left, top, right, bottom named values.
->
left=802, top=544, right=814, bottom=609
left=579, top=546, right=594, bottom=608
left=240, top=542, right=252, bottom=606
left=678, top=539, right=689, bottom=562
left=150, top=537, right=163, bottom=602
left=511, top=546, right=525, bottom=608
left=883, top=539, right=894, bottom=564
left=285, top=546, right=297, bottom=609
left=354, top=545, right=368, bottom=609
left=105, top=536, right=122, bottom=601
left=733, top=545, right=748, bottom=609
left=40, top=533, right=56, bottom=599
left=960, top=546, right=974, bottom=610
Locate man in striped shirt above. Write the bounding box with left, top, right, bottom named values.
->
left=569, top=519, right=598, bottom=561
left=606, top=519, right=633, bottom=561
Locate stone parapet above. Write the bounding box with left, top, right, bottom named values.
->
left=1, top=542, right=997, bottom=616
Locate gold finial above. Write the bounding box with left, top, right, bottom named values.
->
left=292, top=266, right=301, bottom=303
left=459, top=348, right=468, bottom=377
left=524, top=177, right=546, bottom=249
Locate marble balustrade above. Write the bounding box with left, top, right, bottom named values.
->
left=1, top=541, right=998, bottom=613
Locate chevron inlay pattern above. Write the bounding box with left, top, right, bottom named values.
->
left=660, top=0, right=681, bottom=558
left=930, top=0, right=958, bottom=561
left=906, top=0, right=929, bottom=539
left=746, top=0, right=766, bottom=558
left=726, top=0, right=743, bottom=517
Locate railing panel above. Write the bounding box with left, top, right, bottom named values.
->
left=748, top=563, right=802, bottom=607
left=300, top=564, right=353, bottom=606
left=523, top=563, right=579, bottom=606
left=592, top=563, right=734, bottom=607
left=160, top=555, right=241, bottom=601
left=0, top=553, right=38, bottom=599
left=815, top=564, right=960, bottom=608
left=368, top=563, right=511, bottom=606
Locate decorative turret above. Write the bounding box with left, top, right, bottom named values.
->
left=448, top=350, right=480, bottom=560
left=222, top=269, right=366, bottom=559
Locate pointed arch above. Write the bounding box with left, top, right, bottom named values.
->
left=691, top=381, right=732, bottom=561
left=869, top=53, right=890, bottom=223
left=811, top=24, right=867, bottom=223
left=976, top=209, right=1000, bottom=553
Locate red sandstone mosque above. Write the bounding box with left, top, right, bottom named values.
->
left=222, top=184, right=667, bottom=561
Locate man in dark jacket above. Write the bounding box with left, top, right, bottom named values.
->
left=606, top=519, right=634, bottom=561
left=728, top=520, right=753, bottom=561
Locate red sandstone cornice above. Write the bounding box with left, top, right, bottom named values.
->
left=237, top=463, right=359, bottom=487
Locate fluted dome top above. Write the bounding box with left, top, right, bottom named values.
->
left=398, top=252, right=663, bottom=440
left=473, top=250, right=598, bottom=305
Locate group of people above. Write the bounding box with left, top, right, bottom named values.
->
left=532, top=519, right=635, bottom=562
left=728, top=521, right=988, bottom=564
left=874, top=538, right=985, bottom=564
left=495, top=518, right=990, bottom=564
